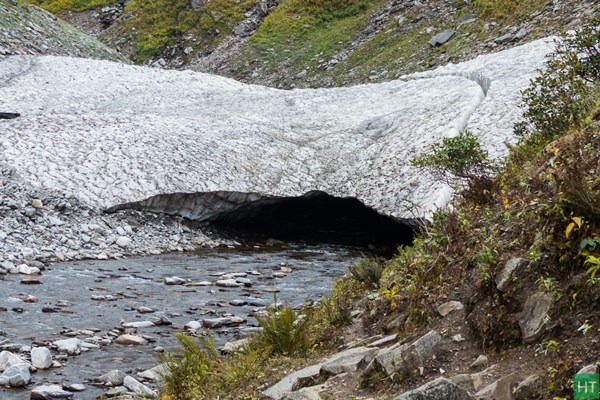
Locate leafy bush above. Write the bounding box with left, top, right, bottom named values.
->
left=349, top=258, right=384, bottom=289
left=516, top=15, right=600, bottom=142
left=411, top=130, right=496, bottom=202
left=159, top=333, right=217, bottom=399
left=256, top=303, right=312, bottom=356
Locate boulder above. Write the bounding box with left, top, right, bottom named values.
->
left=364, top=330, right=442, bottom=380
left=437, top=301, right=464, bottom=317
left=123, top=375, right=157, bottom=398
left=53, top=338, right=81, bottom=355
left=429, top=29, right=456, bottom=47
left=495, top=258, right=526, bottom=291
left=518, top=292, right=555, bottom=343
left=394, top=378, right=474, bottom=400
left=282, top=385, right=326, bottom=400
left=31, top=347, right=53, bottom=369
left=513, top=374, right=541, bottom=400
left=115, top=334, right=148, bottom=345
left=470, top=354, right=489, bottom=369
left=475, top=371, right=519, bottom=400
left=30, top=384, right=74, bottom=399
left=0, top=363, right=31, bottom=387
left=165, top=276, right=186, bottom=285
left=104, top=386, right=128, bottom=397
left=137, top=364, right=167, bottom=382
left=321, top=346, right=378, bottom=375
left=577, top=364, right=598, bottom=375
left=263, top=364, right=322, bottom=400
left=0, top=350, right=26, bottom=372
left=115, top=236, right=132, bottom=248
left=221, top=338, right=250, bottom=354
left=450, top=366, right=496, bottom=392
left=121, top=321, right=155, bottom=328
left=216, top=279, right=240, bottom=287
left=16, top=264, right=40, bottom=275
left=96, top=369, right=126, bottom=386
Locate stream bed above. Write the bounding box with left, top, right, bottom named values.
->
left=0, top=244, right=363, bottom=399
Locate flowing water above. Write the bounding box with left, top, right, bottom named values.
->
left=0, top=244, right=363, bottom=399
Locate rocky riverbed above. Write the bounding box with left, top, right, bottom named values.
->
left=0, top=244, right=362, bottom=399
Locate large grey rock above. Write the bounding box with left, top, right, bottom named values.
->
left=394, top=377, right=474, bottom=400
left=282, top=385, right=325, bottom=400
left=518, top=292, right=555, bottom=343
left=475, top=371, right=519, bottom=400
left=578, top=364, right=599, bottom=375
left=53, top=338, right=81, bottom=355
left=437, top=301, right=464, bottom=317
left=0, top=40, right=554, bottom=223
left=96, top=369, right=126, bottom=386
left=137, top=364, right=167, bottom=382
left=513, top=374, right=541, bottom=400
left=450, top=366, right=496, bottom=392
left=0, top=351, right=26, bottom=372
left=115, top=334, right=148, bottom=345
left=30, top=384, right=74, bottom=399
left=31, top=347, right=52, bottom=369
left=123, top=375, right=157, bottom=398
left=429, top=29, right=456, bottom=46
left=321, top=346, right=378, bottom=375
left=496, top=258, right=526, bottom=291
left=366, top=330, right=442, bottom=379
left=263, top=364, right=322, bottom=400
left=0, top=363, right=31, bottom=387
left=221, top=338, right=250, bottom=354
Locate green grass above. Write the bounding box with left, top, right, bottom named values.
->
left=232, top=0, right=384, bottom=80
left=24, top=0, right=117, bottom=14
left=473, top=0, right=551, bottom=22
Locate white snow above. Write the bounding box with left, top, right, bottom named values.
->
left=0, top=38, right=554, bottom=219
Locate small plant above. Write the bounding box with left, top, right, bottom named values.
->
left=411, top=130, right=494, bottom=187
left=256, top=303, right=312, bottom=356
left=536, top=339, right=560, bottom=356
left=536, top=276, right=562, bottom=300
left=349, top=258, right=384, bottom=289
left=578, top=320, right=592, bottom=335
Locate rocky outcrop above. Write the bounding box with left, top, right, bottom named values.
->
left=0, top=39, right=553, bottom=226
left=0, top=0, right=125, bottom=61
left=394, top=378, right=474, bottom=400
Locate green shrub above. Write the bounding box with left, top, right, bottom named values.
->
left=517, top=15, right=600, bottom=143
left=349, top=258, right=384, bottom=289
left=159, top=333, right=217, bottom=399
left=411, top=130, right=494, bottom=188
left=256, top=303, right=312, bottom=356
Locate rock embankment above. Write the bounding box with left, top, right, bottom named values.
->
left=0, top=165, right=225, bottom=268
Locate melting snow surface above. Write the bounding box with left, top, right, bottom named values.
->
left=0, top=39, right=553, bottom=219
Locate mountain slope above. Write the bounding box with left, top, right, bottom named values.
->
left=0, top=0, right=125, bottom=61
left=28, top=0, right=599, bottom=87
